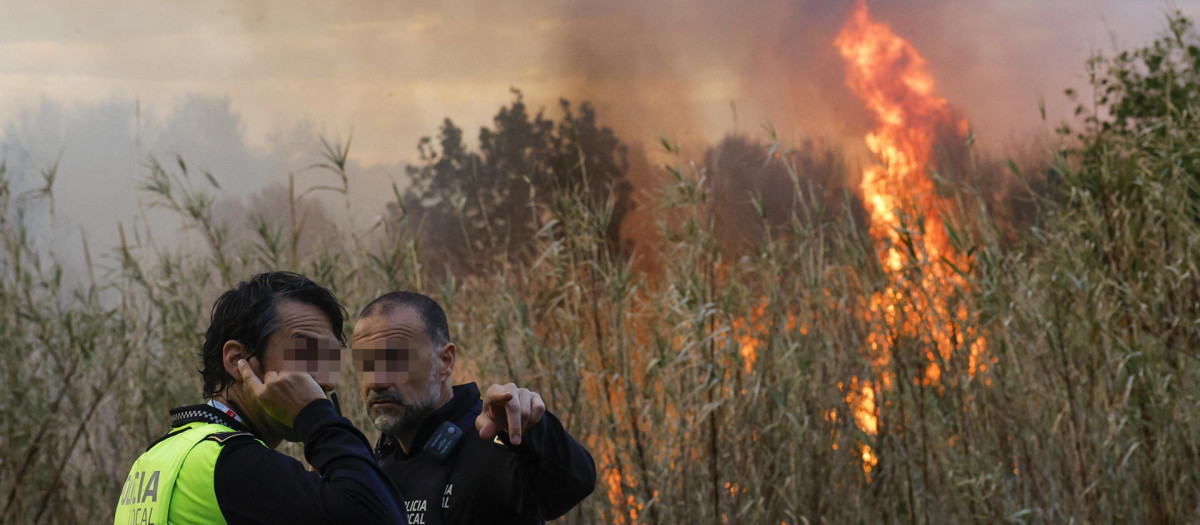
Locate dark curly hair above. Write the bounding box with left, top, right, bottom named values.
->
left=200, top=271, right=346, bottom=398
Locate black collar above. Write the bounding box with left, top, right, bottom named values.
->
left=169, top=403, right=253, bottom=434
left=376, top=383, right=481, bottom=458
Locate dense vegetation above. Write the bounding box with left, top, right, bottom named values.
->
left=399, top=90, right=635, bottom=276
left=2, top=13, right=1198, bottom=524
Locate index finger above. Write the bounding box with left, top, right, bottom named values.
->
left=483, top=384, right=514, bottom=405
left=505, top=394, right=523, bottom=445
left=237, top=359, right=263, bottom=392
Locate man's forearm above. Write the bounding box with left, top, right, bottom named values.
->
left=214, top=400, right=405, bottom=523
left=297, top=399, right=407, bottom=522
left=515, top=411, right=597, bottom=519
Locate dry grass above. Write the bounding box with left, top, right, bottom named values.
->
left=3, top=24, right=1200, bottom=524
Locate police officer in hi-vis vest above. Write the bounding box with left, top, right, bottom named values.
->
left=114, top=272, right=405, bottom=524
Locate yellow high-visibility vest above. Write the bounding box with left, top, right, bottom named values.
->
left=114, top=422, right=260, bottom=525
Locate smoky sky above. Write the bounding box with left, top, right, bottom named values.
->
left=1, top=0, right=1196, bottom=277
left=4, top=0, right=1192, bottom=161
left=0, top=95, right=405, bottom=283
left=550, top=0, right=1197, bottom=154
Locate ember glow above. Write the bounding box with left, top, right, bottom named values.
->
left=835, top=0, right=987, bottom=477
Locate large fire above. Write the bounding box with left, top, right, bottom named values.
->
left=834, top=0, right=986, bottom=476
left=593, top=3, right=990, bottom=518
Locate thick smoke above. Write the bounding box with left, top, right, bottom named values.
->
left=542, top=0, right=1199, bottom=156
left=6, top=0, right=1188, bottom=163
left=1, top=0, right=1195, bottom=278
left=0, top=95, right=405, bottom=287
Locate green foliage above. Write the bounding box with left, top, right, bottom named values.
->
left=1066, top=10, right=1200, bottom=224
left=1091, top=13, right=1200, bottom=133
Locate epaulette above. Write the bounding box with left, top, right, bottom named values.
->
left=204, top=431, right=255, bottom=445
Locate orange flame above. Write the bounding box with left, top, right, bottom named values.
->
left=835, top=0, right=987, bottom=477
left=836, top=0, right=964, bottom=265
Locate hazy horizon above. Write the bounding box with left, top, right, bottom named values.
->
left=2, top=0, right=1196, bottom=279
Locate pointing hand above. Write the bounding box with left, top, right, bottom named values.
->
left=476, top=383, right=545, bottom=446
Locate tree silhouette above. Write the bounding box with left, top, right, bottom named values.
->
left=704, top=134, right=863, bottom=253
left=398, top=90, right=633, bottom=276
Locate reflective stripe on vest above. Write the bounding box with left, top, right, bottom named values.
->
left=113, top=422, right=247, bottom=525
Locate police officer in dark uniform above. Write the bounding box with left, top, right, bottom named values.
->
left=352, top=292, right=596, bottom=524
left=114, top=272, right=405, bottom=524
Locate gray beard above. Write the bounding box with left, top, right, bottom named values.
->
left=373, top=397, right=438, bottom=437
left=369, top=368, right=442, bottom=437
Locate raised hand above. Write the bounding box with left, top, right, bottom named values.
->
left=475, top=383, right=545, bottom=446
left=237, top=358, right=326, bottom=428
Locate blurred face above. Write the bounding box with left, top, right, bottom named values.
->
left=258, top=300, right=343, bottom=391
left=352, top=307, right=448, bottom=437
left=249, top=299, right=343, bottom=441
left=278, top=332, right=342, bottom=387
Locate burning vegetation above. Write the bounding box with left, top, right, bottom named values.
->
left=3, top=4, right=1200, bottom=524
left=834, top=0, right=989, bottom=478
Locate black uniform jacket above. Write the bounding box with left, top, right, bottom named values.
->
left=375, top=383, right=596, bottom=524
left=162, top=400, right=405, bottom=523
